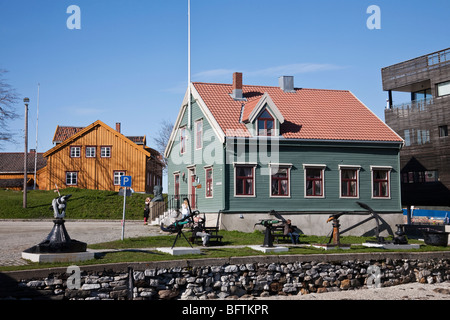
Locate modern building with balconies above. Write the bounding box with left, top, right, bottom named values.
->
left=383, top=48, right=450, bottom=212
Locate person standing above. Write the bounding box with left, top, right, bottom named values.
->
left=143, top=197, right=150, bottom=225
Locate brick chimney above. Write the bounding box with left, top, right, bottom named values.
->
left=116, top=122, right=121, bottom=133
left=231, top=72, right=245, bottom=100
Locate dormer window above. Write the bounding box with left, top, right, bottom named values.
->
left=258, top=110, right=274, bottom=136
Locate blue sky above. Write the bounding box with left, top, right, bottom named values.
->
left=1, top=0, right=449, bottom=156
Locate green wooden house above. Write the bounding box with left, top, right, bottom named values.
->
left=164, top=73, right=404, bottom=235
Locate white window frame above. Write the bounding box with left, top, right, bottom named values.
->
left=338, top=165, right=361, bottom=199
left=269, top=163, right=292, bottom=198
left=303, top=164, right=326, bottom=199
left=233, top=162, right=257, bottom=198
left=100, top=146, right=111, bottom=158
left=114, top=171, right=126, bottom=186
left=370, top=166, right=392, bottom=199
left=86, top=146, right=96, bottom=158
left=66, top=171, right=78, bottom=186
left=70, top=146, right=80, bottom=158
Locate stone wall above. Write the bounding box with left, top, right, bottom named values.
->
left=1, top=252, right=449, bottom=300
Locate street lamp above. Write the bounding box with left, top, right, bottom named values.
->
left=23, top=97, right=29, bottom=208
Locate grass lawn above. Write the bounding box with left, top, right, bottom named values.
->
left=0, top=188, right=160, bottom=219
left=2, top=230, right=448, bottom=272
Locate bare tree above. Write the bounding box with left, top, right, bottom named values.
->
left=153, top=119, right=174, bottom=173
left=0, top=69, right=20, bottom=147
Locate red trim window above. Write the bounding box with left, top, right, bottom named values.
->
left=235, top=165, right=254, bottom=196
left=271, top=167, right=289, bottom=197
left=341, top=169, right=358, bottom=197
left=373, top=169, right=390, bottom=198
left=70, top=146, right=81, bottom=158
left=195, top=120, right=203, bottom=150
left=257, top=110, right=274, bottom=136
left=100, top=146, right=111, bottom=158
left=66, top=171, right=78, bottom=186
left=86, top=146, right=96, bottom=158
left=174, top=173, right=180, bottom=199
left=205, top=167, right=213, bottom=198
left=180, top=127, right=186, bottom=154
left=114, top=171, right=126, bottom=186
left=305, top=168, right=323, bottom=197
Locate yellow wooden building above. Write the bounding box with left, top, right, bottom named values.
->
left=40, top=120, right=163, bottom=193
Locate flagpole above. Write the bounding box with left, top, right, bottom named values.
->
left=33, top=83, right=40, bottom=190
left=187, top=0, right=191, bottom=129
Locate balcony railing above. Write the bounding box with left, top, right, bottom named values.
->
left=382, top=48, right=450, bottom=84
left=389, top=97, right=434, bottom=113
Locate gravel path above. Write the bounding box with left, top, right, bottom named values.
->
left=0, top=219, right=161, bottom=266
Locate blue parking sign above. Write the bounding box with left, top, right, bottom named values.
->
left=120, top=175, right=132, bottom=187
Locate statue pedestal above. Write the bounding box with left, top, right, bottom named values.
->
left=248, top=245, right=289, bottom=253
left=21, top=251, right=95, bottom=263
left=156, top=247, right=201, bottom=256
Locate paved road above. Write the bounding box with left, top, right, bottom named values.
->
left=0, top=219, right=162, bottom=266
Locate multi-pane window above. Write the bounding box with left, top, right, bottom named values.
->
left=271, top=166, right=290, bottom=197
left=235, top=165, right=255, bottom=196
left=66, top=172, right=78, bottom=186
left=180, top=127, right=186, bottom=154
left=304, top=166, right=325, bottom=197
left=101, top=146, right=111, bottom=158
left=195, top=120, right=203, bottom=150
left=340, top=169, right=359, bottom=198
left=86, top=146, right=96, bottom=158
left=70, top=146, right=80, bottom=158
left=372, top=169, right=390, bottom=198
left=205, top=167, right=213, bottom=198
left=114, top=171, right=125, bottom=186
left=257, top=110, right=274, bottom=136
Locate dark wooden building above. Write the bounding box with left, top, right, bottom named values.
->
left=383, top=47, right=450, bottom=207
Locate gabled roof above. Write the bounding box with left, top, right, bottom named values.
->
left=193, top=82, right=404, bottom=143
left=164, top=80, right=403, bottom=158
left=241, top=92, right=285, bottom=124
left=44, top=120, right=151, bottom=158
left=0, top=152, right=47, bottom=173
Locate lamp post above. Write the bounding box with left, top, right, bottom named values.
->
left=23, top=97, right=29, bottom=208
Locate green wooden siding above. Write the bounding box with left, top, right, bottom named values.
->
left=225, top=140, right=402, bottom=213
left=167, top=98, right=224, bottom=212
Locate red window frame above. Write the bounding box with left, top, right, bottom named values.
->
left=271, top=167, right=289, bottom=197
left=205, top=168, right=213, bottom=198
left=174, top=173, right=180, bottom=199
left=373, top=170, right=390, bottom=198
left=235, top=165, right=255, bottom=196
left=341, top=169, right=358, bottom=197
left=257, top=110, right=274, bottom=136
left=305, top=168, right=323, bottom=197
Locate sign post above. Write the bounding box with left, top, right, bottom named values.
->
left=120, top=176, right=132, bottom=240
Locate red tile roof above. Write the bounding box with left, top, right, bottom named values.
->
left=193, top=82, right=403, bottom=142
left=53, top=126, right=84, bottom=144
